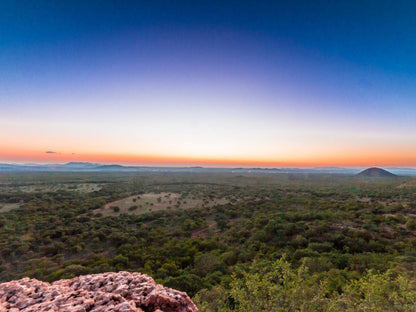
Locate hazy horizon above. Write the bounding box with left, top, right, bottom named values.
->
left=2, top=1, right=416, bottom=167
left=2, top=160, right=416, bottom=171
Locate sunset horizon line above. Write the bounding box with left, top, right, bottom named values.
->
left=1, top=159, right=415, bottom=170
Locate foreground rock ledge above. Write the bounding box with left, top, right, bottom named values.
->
left=0, top=271, right=199, bottom=312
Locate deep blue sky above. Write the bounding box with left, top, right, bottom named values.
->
left=1, top=1, right=416, bottom=166
left=3, top=1, right=416, bottom=69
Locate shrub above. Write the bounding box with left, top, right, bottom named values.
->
left=128, top=205, right=138, bottom=211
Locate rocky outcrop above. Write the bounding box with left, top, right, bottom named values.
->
left=0, top=271, right=199, bottom=312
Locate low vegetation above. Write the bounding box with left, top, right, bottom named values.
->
left=195, top=258, right=416, bottom=311
left=0, top=172, right=415, bottom=311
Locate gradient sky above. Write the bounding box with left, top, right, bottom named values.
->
left=1, top=1, right=416, bottom=167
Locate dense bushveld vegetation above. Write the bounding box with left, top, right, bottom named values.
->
left=1, top=172, right=416, bottom=310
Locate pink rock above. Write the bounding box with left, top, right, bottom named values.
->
left=0, top=272, right=199, bottom=312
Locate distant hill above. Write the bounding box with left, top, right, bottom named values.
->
left=357, top=167, right=397, bottom=178
left=59, top=162, right=100, bottom=169
left=94, top=164, right=128, bottom=171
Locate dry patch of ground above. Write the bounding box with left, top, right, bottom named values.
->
left=382, top=213, right=416, bottom=218
left=0, top=203, right=20, bottom=212
left=97, top=192, right=229, bottom=216
left=332, top=222, right=362, bottom=231
left=191, top=222, right=217, bottom=239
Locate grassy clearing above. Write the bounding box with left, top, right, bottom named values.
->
left=97, top=192, right=229, bottom=216
left=0, top=203, right=21, bottom=212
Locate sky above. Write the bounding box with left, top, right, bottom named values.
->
left=1, top=0, right=416, bottom=167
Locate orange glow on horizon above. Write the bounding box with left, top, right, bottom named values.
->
left=1, top=145, right=416, bottom=168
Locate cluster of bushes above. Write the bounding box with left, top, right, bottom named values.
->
left=0, top=173, right=415, bottom=309
left=195, top=258, right=416, bottom=311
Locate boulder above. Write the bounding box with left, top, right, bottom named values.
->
left=0, top=271, right=199, bottom=312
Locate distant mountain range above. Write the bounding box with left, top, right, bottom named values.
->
left=0, top=162, right=415, bottom=175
